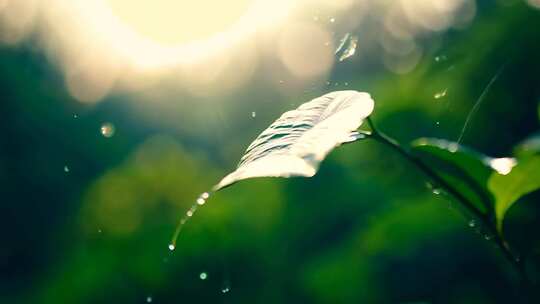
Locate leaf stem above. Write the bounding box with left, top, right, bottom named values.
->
left=365, top=117, right=529, bottom=288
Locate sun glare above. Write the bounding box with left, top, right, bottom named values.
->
left=77, top=0, right=295, bottom=69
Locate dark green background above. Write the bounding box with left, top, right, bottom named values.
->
left=1, top=1, right=539, bottom=303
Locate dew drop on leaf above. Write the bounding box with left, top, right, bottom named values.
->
left=468, top=220, right=476, bottom=227
left=222, top=287, right=230, bottom=294
left=251, top=111, right=256, bottom=118
left=146, top=296, right=153, bottom=303
left=199, top=272, right=208, bottom=280
left=489, top=157, right=517, bottom=175
left=168, top=244, right=175, bottom=251
left=63, top=165, right=70, bottom=173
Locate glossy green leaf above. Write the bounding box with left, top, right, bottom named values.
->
left=410, top=138, right=495, bottom=214
left=488, top=155, right=540, bottom=231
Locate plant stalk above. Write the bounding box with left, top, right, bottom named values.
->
left=364, top=118, right=529, bottom=289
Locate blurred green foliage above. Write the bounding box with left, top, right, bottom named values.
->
left=1, top=2, right=540, bottom=304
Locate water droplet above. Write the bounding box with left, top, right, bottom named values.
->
left=432, top=188, right=442, bottom=195
left=186, top=210, right=194, bottom=217
left=313, top=15, right=319, bottom=22
left=435, top=121, right=440, bottom=126
left=196, top=198, right=206, bottom=205
left=435, top=55, right=447, bottom=62
left=325, top=81, right=330, bottom=85
left=221, top=287, right=230, bottom=293
left=97, top=229, right=102, bottom=233
left=344, top=82, right=349, bottom=86
left=329, top=17, right=335, bottom=23
left=199, top=272, right=208, bottom=280
left=146, top=296, right=153, bottom=303
left=201, top=192, right=210, bottom=199
left=324, top=41, right=330, bottom=46
left=73, top=114, right=78, bottom=119
left=484, top=234, right=492, bottom=241
left=168, top=244, right=175, bottom=251
left=489, top=157, right=517, bottom=175
left=63, top=165, right=70, bottom=173
left=434, top=89, right=447, bottom=99
left=279, top=80, right=284, bottom=84
left=251, top=111, right=256, bottom=118
left=335, top=34, right=358, bottom=62
left=100, top=123, right=115, bottom=138
left=468, top=220, right=476, bottom=228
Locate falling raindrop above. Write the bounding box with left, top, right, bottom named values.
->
left=468, top=220, right=476, bottom=228
left=434, top=89, right=447, bottom=99
left=170, top=191, right=213, bottom=252
left=251, top=112, right=256, bottom=118
left=435, top=55, right=447, bottom=62
left=63, top=165, right=70, bottom=173
left=199, top=272, right=208, bottom=280
left=146, top=296, right=153, bottom=303
left=100, top=122, right=115, bottom=138
left=335, top=33, right=359, bottom=62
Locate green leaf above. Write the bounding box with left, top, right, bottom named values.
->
left=214, top=91, right=375, bottom=190
left=411, top=138, right=495, bottom=214
left=488, top=155, right=540, bottom=231
left=513, top=131, right=540, bottom=158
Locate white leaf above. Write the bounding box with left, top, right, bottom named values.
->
left=214, top=90, right=375, bottom=190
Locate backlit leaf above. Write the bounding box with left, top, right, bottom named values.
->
left=488, top=155, right=540, bottom=231
left=215, top=91, right=374, bottom=190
